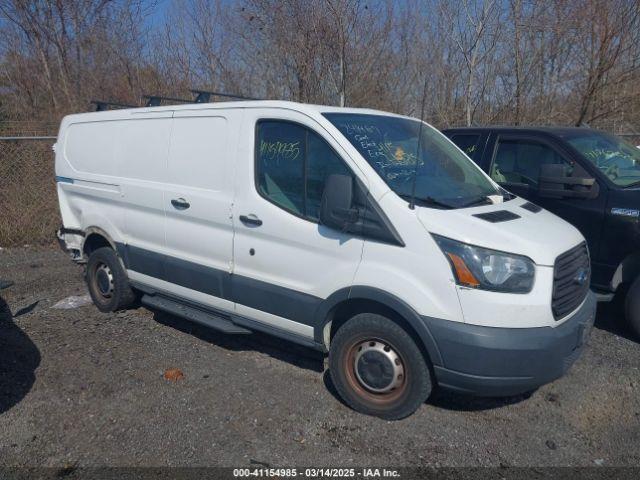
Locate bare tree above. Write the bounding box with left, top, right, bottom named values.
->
left=0, top=0, right=154, bottom=119
left=439, top=0, right=501, bottom=126
left=572, top=0, right=640, bottom=126
left=1, top=0, right=639, bottom=137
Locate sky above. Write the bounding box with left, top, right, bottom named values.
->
left=144, top=0, right=171, bottom=28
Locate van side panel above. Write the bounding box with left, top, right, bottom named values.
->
left=162, top=111, right=239, bottom=312
left=56, top=113, right=173, bottom=256
left=117, top=117, right=172, bottom=254
left=57, top=119, right=125, bottom=244
left=64, top=121, right=119, bottom=176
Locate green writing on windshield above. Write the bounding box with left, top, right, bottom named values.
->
left=337, top=122, right=418, bottom=167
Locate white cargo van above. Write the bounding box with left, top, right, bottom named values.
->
left=55, top=101, right=596, bottom=419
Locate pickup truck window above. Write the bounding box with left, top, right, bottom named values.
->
left=491, top=139, right=572, bottom=186
left=324, top=113, right=500, bottom=209
left=450, top=134, right=481, bottom=160
left=563, top=131, right=640, bottom=188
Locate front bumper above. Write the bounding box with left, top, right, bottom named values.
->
left=56, top=227, right=85, bottom=262
left=424, top=291, right=597, bottom=397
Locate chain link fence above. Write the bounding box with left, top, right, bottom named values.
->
left=1, top=122, right=59, bottom=247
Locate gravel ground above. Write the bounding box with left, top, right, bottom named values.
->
left=0, top=246, right=639, bottom=468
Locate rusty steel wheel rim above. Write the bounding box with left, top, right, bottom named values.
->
left=344, top=337, right=407, bottom=405
left=90, top=261, right=114, bottom=300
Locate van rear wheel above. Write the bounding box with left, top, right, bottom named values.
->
left=625, top=276, right=640, bottom=339
left=329, top=313, right=433, bottom=420
left=86, top=247, right=137, bottom=313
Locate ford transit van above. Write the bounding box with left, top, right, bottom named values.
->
left=55, top=101, right=596, bottom=419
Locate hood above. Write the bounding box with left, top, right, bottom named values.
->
left=417, top=198, right=584, bottom=266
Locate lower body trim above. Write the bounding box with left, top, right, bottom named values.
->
left=422, top=291, right=597, bottom=396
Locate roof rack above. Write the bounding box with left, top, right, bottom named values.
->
left=142, top=95, right=195, bottom=107
left=190, top=89, right=261, bottom=102
left=90, top=100, right=137, bottom=111
left=89, top=89, right=262, bottom=112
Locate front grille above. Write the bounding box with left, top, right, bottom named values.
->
left=552, top=242, right=590, bottom=320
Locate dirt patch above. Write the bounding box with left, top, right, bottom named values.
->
left=0, top=246, right=639, bottom=467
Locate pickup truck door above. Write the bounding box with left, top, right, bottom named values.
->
left=486, top=133, right=608, bottom=270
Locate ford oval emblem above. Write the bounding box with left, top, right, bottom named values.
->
left=574, top=268, right=588, bottom=286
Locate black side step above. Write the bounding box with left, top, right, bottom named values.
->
left=141, top=294, right=251, bottom=335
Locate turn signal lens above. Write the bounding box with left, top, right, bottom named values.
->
left=446, top=253, right=480, bottom=287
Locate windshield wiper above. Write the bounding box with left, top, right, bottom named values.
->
left=499, top=188, right=516, bottom=200
left=457, top=195, right=495, bottom=208
left=624, top=180, right=640, bottom=188
left=399, top=194, right=455, bottom=209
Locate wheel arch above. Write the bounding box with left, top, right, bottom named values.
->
left=82, top=227, right=118, bottom=257
left=314, top=286, right=443, bottom=366
left=611, top=251, right=640, bottom=291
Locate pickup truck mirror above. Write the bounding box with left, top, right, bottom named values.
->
left=538, top=164, right=598, bottom=200
left=320, top=174, right=359, bottom=230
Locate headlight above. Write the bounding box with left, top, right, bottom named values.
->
left=432, top=234, right=535, bottom=293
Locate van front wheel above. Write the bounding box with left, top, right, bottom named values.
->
left=329, top=313, right=433, bottom=420
left=625, top=276, right=640, bottom=339
left=86, top=247, right=137, bottom=313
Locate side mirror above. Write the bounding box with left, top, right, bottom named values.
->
left=538, top=164, right=598, bottom=199
left=320, top=174, right=358, bottom=230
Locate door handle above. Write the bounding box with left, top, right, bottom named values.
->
left=171, top=198, right=190, bottom=210
left=239, top=214, right=263, bottom=227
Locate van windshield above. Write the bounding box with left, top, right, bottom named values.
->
left=561, top=131, right=640, bottom=188
left=323, top=113, right=501, bottom=208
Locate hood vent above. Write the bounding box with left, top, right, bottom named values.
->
left=473, top=210, right=521, bottom=223
left=521, top=202, right=543, bottom=213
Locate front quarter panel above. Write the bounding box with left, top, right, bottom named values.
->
left=353, top=193, right=464, bottom=323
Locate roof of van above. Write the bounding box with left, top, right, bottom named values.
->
left=62, top=100, right=413, bottom=123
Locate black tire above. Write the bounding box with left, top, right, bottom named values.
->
left=85, top=247, right=137, bottom=313
left=625, top=276, right=640, bottom=339
left=329, top=313, right=433, bottom=420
